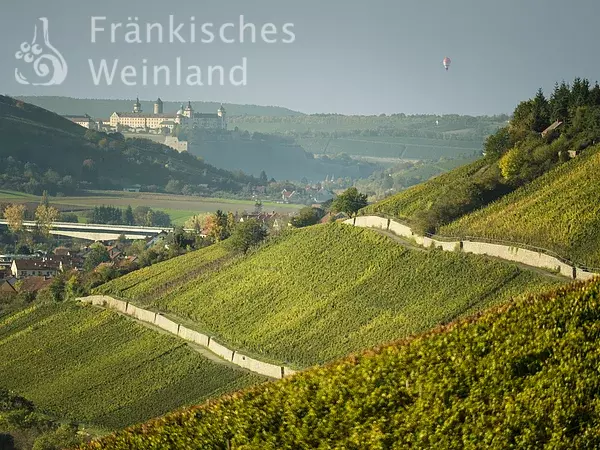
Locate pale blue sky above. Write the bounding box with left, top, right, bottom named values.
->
left=1, top=0, right=599, bottom=115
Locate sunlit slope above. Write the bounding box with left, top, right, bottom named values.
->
left=98, top=243, right=233, bottom=301
left=81, top=280, right=600, bottom=449
left=0, top=303, right=262, bottom=430
left=442, top=147, right=600, bottom=267
left=361, top=159, right=488, bottom=220
left=96, top=224, right=559, bottom=367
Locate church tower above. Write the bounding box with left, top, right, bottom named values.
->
left=133, top=97, right=142, bottom=113
left=184, top=101, right=193, bottom=118
left=153, top=97, right=163, bottom=115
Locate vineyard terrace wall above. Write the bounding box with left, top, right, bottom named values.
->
left=344, top=217, right=598, bottom=281
left=78, top=296, right=297, bottom=379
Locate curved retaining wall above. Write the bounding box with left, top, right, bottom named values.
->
left=78, top=295, right=297, bottom=379
left=345, top=216, right=599, bottom=281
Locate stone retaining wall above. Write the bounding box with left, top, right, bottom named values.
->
left=348, top=215, right=599, bottom=281
left=177, top=325, right=210, bottom=347
left=78, top=296, right=297, bottom=379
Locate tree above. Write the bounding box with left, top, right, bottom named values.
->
left=205, top=210, right=230, bottom=242
left=133, top=206, right=152, bottom=226
left=35, top=205, right=59, bottom=237
left=83, top=243, right=110, bottom=271
left=530, top=88, right=551, bottom=133
left=185, top=214, right=209, bottom=234
left=550, top=81, right=571, bottom=123
left=150, top=210, right=171, bottom=227
left=48, top=276, right=66, bottom=302
left=229, top=219, right=267, bottom=253
left=291, top=207, right=321, bottom=228
left=498, top=146, right=527, bottom=181
left=331, top=187, right=368, bottom=217
left=484, top=127, right=512, bottom=158
left=122, top=205, right=134, bottom=225
left=165, top=179, right=183, bottom=194
left=40, top=190, right=50, bottom=207
left=259, top=170, right=268, bottom=184
left=4, top=204, right=25, bottom=233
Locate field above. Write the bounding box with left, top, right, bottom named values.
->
left=0, top=190, right=302, bottom=225
left=0, top=303, right=263, bottom=430
left=81, top=279, right=600, bottom=450
left=97, top=224, right=560, bottom=368
left=441, top=146, right=600, bottom=268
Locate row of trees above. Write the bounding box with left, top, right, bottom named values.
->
left=85, top=205, right=171, bottom=227
left=3, top=191, right=59, bottom=237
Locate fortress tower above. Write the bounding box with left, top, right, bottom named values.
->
left=153, top=98, right=164, bottom=115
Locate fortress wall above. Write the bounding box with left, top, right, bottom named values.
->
left=232, top=353, right=283, bottom=379
left=208, top=339, right=235, bottom=362
left=154, top=314, right=180, bottom=335
left=177, top=326, right=210, bottom=347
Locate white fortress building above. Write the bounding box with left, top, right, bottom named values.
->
left=109, top=98, right=227, bottom=131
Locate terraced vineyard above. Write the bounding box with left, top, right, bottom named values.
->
left=99, top=243, right=234, bottom=301
left=361, top=159, right=489, bottom=221
left=81, top=279, right=600, bottom=449
left=96, top=224, right=560, bottom=367
left=441, top=147, right=600, bottom=267
left=0, top=303, right=263, bottom=430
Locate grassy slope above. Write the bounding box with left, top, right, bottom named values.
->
left=0, top=303, right=263, bottom=430
left=97, top=224, right=559, bottom=367
left=361, top=159, right=488, bottom=221
left=441, top=146, right=600, bottom=267
left=81, top=279, right=600, bottom=450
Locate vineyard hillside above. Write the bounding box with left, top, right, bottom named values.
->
left=0, top=303, right=263, bottom=430
left=80, top=279, right=600, bottom=449
left=361, top=159, right=489, bottom=221
left=96, top=224, right=560, bottom=367
left=441, top=146, right=600, bottom=267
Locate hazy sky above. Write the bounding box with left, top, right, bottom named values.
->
left=2, top=0, right=600, bottom=115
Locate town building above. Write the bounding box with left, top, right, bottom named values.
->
left=11, top=258, right=60, bottom=279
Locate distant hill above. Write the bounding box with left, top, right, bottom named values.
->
left=184, top=129, right=377, bottom=181
left=229, top=114, right=507, bottom=160
left=0, top=96, right=260, bottom=195
left=82, top=278, right=600, bottom=449
left=97, top=223, right=559, bottom=367
left=0, top=302, right=262, bottom=430
left=15, top=96, right=303, bottom=119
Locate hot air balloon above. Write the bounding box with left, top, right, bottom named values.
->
left=442, top=57, right=451, bottom=71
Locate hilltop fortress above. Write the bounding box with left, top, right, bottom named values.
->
left=109, top=98, right=227, bottom=131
